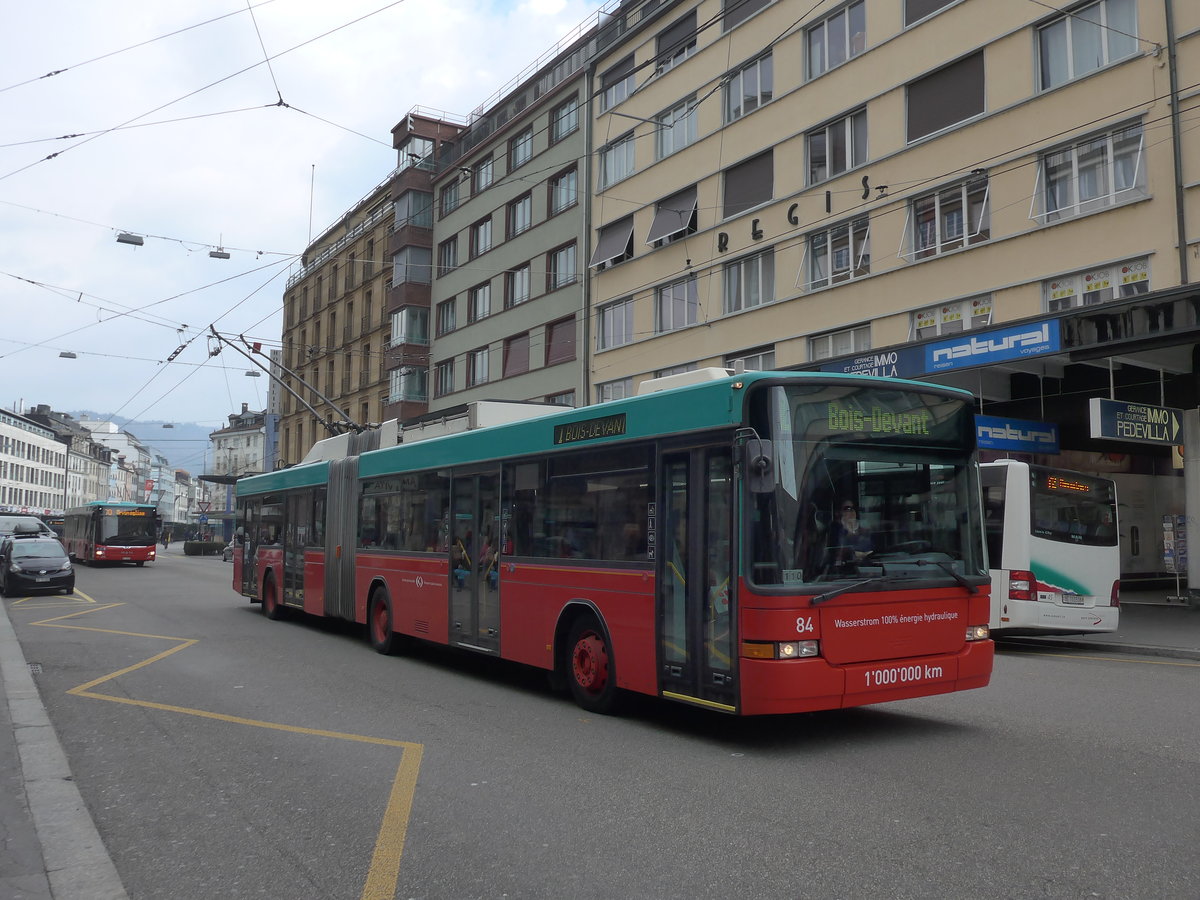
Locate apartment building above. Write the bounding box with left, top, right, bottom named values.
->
left=279, top=177, right=396, bottom=467
left=586, top=0, right=1193, bottom=385
left=0, top=409, right=69, bottom=515
left=21, top=406, right=111, bottom=509
left=425, top=31, right=595, bottom=411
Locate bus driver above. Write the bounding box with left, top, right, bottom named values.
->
left=830, top=499, right=873, bottom=562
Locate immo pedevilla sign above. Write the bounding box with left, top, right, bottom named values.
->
left=1089, top=398, right=1182, bottom=446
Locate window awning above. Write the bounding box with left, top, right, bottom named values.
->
left=645, top=186, right=697, bottom=245
left=589, top=217, right=635, bottom=267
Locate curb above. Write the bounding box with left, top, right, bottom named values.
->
left=0, top=600, right=129, bottom=900
left=995, top=636, right=1200, bottom=662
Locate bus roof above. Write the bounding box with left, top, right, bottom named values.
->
left=237, top=370, right=972, bottom=497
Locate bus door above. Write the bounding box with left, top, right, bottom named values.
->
left=658, top=447, right=736, bottom=711
left=449, top=469, right=501, bottom=654
left=324, top=458, right=356, bottom=619
left=238, top=502, right=258, bottom=597
left=283, top=493, right=307, bottom=606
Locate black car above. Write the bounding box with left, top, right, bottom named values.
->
left=1, top=535, right=75, bottom=595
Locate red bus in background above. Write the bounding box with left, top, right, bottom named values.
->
left=233, top=370, right=993, bottom=716
left=63, top=502, right=159, bottom=566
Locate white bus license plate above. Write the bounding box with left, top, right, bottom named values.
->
left=1060, top=593, right=1084, bottom=605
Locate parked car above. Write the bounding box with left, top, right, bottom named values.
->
left=1, top=534, right=74, bottom=595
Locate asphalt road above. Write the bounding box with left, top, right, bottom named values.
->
left=6, top=550, right=1199, bottom=900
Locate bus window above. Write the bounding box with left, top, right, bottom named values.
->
left=1029, top=470, right=1117, bottom=547
left=532, top=445, right=651, bottom=561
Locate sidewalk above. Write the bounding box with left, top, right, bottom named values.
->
left=1, top=577, right=1196, bottom=899
left=0, top=590, right=129, bottom=900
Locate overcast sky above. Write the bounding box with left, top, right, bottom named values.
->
left=0, top=0, right=606, bottom=470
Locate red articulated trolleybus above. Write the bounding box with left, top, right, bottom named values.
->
left=62, top=501, right=159, bottom=566
left=232, top=370, right=993, bottom=715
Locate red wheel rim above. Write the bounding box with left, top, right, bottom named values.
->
left=572, top=631, right=609, bottom=695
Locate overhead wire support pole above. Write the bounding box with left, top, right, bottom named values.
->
left=206, top=326, right=364, bottom=436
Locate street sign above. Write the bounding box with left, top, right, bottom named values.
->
left=199, top=515, right=208, bottom=524
left=1089, top=398, right=1182, bottom=445
left=198, top=501, right=211, bottom=513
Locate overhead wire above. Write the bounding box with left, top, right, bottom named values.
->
left=0, top=0, right=415, bottom=184
left=0, top=0, right=281, bottom=95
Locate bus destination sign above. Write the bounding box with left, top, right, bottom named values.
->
left=826, top=402, right=931, bottom=436
left=553, top=413, right=627, bottom=445
left=1042, top=474, right=1093, bottom=495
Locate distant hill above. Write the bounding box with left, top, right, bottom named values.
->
left=71, top=412, right=214, bottom=472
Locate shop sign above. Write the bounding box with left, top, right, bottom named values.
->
left=926, top=320, right=1060, bottom=372
left=1089, top=398, right=1182, bottom=445
left=818, top=346, right=924, bottom=378
left=975, top=415, right=1059, bottom=453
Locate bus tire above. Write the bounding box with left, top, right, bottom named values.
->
left=262, top=574, right=284, bottom=620
left=136, top=561, right=145, bottom=567
left=565, top=615, right=620, bottom=714
left=368, top=590, right=399, bottom=655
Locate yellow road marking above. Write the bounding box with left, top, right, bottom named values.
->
left=9, top=588, right=97, bottom=607
left=26, top=602, right=423, bottom=898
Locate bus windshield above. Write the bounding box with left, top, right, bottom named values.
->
left=99, top=509, right=157, bottom=546
left=747, top=382, right=985, bottom=590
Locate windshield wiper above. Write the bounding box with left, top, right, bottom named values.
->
left=914, top=558, right=978, bottom=593
left=811, top=576, right=891, bottom=605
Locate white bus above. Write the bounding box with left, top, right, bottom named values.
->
left=981, top=460, right=1120, bottom=635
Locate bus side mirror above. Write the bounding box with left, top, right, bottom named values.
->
left=744, top=439, right=775, bottom=494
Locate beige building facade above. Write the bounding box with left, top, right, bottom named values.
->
left=586, top=0, right=1197, bottom=393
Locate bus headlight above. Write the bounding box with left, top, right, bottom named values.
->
left=742, top=640, right=820, bottom=659
left=965, top=625, right=989, bottom=641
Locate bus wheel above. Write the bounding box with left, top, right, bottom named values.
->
left=368, top=590, right=399, bottom=655
left=136, top=561, right=145, bottom=567
left=262, top=576, right=284, bottom=620
left=566, top=616, right=619, bottom=714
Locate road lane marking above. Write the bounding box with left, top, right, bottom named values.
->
left=9, top=588, right=99, bottom=608
left=25, top=603, right=423, bottom=899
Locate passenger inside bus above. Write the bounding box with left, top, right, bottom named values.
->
left=480, top=534, right=499, bottom=590
left=451, top=539, right=470, bottom=590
